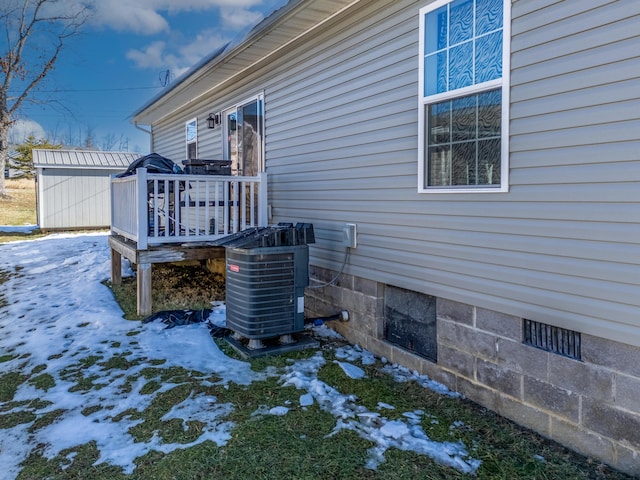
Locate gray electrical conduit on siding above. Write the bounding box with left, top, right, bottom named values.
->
left=308, top=248, right=351, bottom=289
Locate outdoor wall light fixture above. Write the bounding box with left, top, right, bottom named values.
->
left=207, top=113, right=221, bottom=129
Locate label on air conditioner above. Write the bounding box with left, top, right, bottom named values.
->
left=297, top=296, right=304, bottom=313
left=229, top=264, right=240, bottom=273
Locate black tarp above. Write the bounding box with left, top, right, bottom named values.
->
left=116, top=153, right=183, bottom=178
left=143, top=309, right=233, bottom=337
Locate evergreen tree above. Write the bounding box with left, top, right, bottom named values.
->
left=14, top=136, right=61, bottom=178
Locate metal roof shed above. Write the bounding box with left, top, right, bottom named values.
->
left=33, top=149, right=139, bottom=230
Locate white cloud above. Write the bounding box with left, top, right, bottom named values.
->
left=180, top=29, right=229, bottom=64
left=96, top=0, right=275, bottom=77
left=8, top=119, right=47, bottom=143
left=126, top=29, right=229, bottom=77
left=126, top=41, right=171, bottom=69
left=85, top=0, right=264, bottom=35
left=42, top=0, right=270, bottom=35
left=91, top=2, right=170, bottom=35
left=220, top=7, right=263, bottom=30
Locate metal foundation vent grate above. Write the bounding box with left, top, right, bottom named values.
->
left=523, top=319, right=581, bottom=360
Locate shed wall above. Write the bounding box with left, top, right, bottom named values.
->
left=149, top=0, right=640, bottom=347
left=38, top=168, right=117, bottom=229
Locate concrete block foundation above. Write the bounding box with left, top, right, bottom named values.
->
left=305, top=267, right=640, bottom=477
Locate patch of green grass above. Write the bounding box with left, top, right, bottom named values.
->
left=28, top=408, right=66, bottom=433
left=135, top=411, right=375, bottom=480
left=0, top=409, right=37, bottom=429
left=68, top=375, right=103, bottom=393
left=162, top=365, right=202, bottom=383
left=138, top=367, right=162, bottom=380
left=59, top=356, right=100, bottom=374
left=79, top=355, right=103, bottom=368
left=227, top=412, right=373, bottom=478
left=111, top=408, right=138, bottom=423
left=98, top=354, right=141, bottom=371
left=217, top=379, right=296, bottom=421
left=30, top=399, right=53, bottom=410
left=0, top=371, right=28, bottom=402
left=30, top=364, right=47, bottom=374
left=58, top=356, right=109, bottom=393
left=106, top=280, right=140, bottom=320
left=128, top=384, right=194, bottom=443
left=29, top=373, right=56, bottom=392
left=0, top=398, right=53, bottom=430
left=140, top=381, right=161, bottom=395
left=82, top=405, right=104, bottom=416
left=0, top=399, right=28, bottom=414
left=0, top=266, right=15, bottom=308
left=0, top=354, right=18, bottom=363
left=17, top=442, right=129, bottom=480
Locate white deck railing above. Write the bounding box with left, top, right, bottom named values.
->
left=111, top=167, right=267, bottom=249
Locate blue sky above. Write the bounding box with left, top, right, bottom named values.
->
left=8, top=0, right=287, bottom=154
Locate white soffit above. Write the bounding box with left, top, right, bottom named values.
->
left=132, top=0, right=361, bottom=125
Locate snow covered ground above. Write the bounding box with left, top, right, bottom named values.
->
left=0, top=233, right=480, bottom=478
left=0, top=225, right=38, bottom=234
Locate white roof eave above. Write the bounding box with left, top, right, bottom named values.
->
left=131, top=0, right=361, bottom=126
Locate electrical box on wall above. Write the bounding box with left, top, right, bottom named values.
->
left=342, top=223, right=357, bottom=248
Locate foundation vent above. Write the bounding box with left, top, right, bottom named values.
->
left=523, top=319, right=581, bottom=360
left=384, top=286, right=437, bottom=362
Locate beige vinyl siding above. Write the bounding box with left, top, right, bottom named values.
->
left=263, top=0, right=640, bottom=346
left=152, top=88, right=250, bottom=164
left=153, top=119, right=189, bottom=161
left=146, top=0, right=639, bottom=346
left=507, top=0, right=640, bottom=342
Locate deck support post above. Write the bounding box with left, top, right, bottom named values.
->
left=108, top=234, right=226, bottom=318
left=137, top=263, right=152, bottom=316
left=110, top=248, right=122, bottom=286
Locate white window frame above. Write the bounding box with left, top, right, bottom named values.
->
left=418, top=0, right=510, bottom=193
left=185, top=117, right=198, bottom=159
left=222, top=93, right=265, bottom=174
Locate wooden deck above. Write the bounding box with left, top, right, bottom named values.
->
left=111, top=168, right=267, bottom=249
left=109, top=234, right=226, bottom=316
left=109, top=168, right=268, bottom=315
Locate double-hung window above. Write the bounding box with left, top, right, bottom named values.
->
left=418, top=0, right=509, bottom=192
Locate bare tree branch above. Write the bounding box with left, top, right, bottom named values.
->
left=6, top=1, right=87, bottom=115
left=0, top=0, right=90, bottom=197
left=9, top=39, right=62, bottom=116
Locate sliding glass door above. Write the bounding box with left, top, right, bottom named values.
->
left=223, top=95, right=264, bottom=176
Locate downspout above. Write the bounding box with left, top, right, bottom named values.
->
left=134, top=122, right=153, bottom=153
